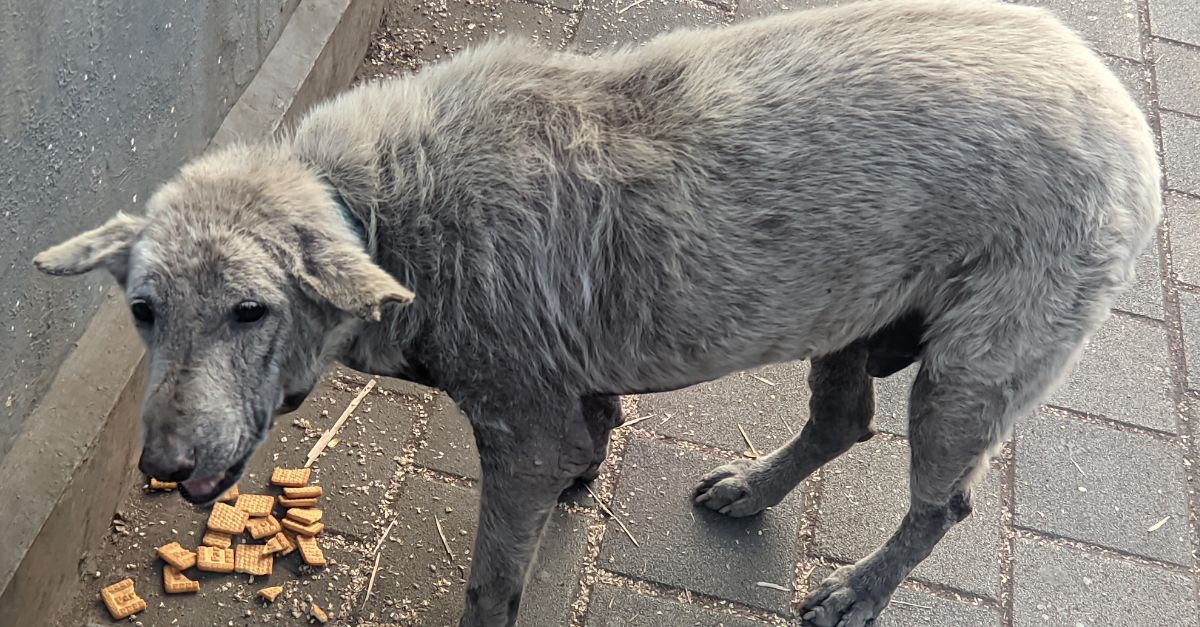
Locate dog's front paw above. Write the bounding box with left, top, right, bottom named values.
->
left=800, top=564, right=892, bottom=627
left=692, top=459, right=772, bottom=517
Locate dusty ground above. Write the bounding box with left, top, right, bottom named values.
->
left=67, top=0, right=1200, bottom=625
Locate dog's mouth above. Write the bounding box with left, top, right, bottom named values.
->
left=179, top=455, right=249, bottom=504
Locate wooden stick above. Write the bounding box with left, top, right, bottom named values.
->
left=305, top=379, right=376, bottom=468
left=616, top=0, right=647, bottom=14
left=613, top=414, right=655, bottom=430
left=585, top=485, right=640, bottom=547
left=738, top=424, right=761, bottom=458
left=361, top=517, right=397, bottom=610
left=435, top=516, right=456, bottom=561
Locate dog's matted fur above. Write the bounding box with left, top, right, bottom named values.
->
left=35, top=1, right=1160, bottom=625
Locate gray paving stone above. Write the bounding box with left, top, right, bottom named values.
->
left=806, top=569, right=1001, bottom=627
left=874, top=365, right=918, bottom=437
left=1016, top=0, right=1141, bottom=60
left=1012, top=538, right=1198, bottom=627
left=1181, top=291, right=1200, bottom=392
left=736, top=0, right=847, bottom=21
left=813, top=438, right=1003, bottom=597
left=573, top=0, right=727, bottom=54
left=639, top=362, right=810, bottom=454
left=518, top=510, right=593, bottom=626
left=599, top=438, right=805, bottom=614
left=1048, top=314, right=1176, bottom=433
left=1149, top=0, right=1200, bottom=47
left=1153, top=39, right=1200, bottom=116
left=416, top=395, right=482, bottom=481
left=1168, top=192, right=1200, bottom=287
left=1113, top=237, right=1165, bottom=318
left=1160, top=110, right=1200, bottom=196
left=525, top=0, right=581, bottom=13
left=585, top=584, right=771, bottom=626
left=1014, top=411, right=1191, bottom=564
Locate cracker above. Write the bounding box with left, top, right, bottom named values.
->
left=311, top=602, right=329, bottom=623
left=235, top=493, right=275, bottom=518
left=101, top=578, right=146, bottom=620
left=276, top=531, right=297, bottom=556
left=156, top=541, right=197, bottom=570
left=282, top=485, right=323, bottom=499
left=207, top=502, right=248, bottom=535
left=281, top=517, right=324, bottom=537
left=217, top=483, right=240, bottom=502
left=247, top=514, right=282, bottom=540
left=201, top=530, right=233, bottom=549
left=277, top=496, right=319, bottom=508
left=148, top=478, right=176, bottom=491
left=285, top=508, right=323, bottom=526
left=196, top=546, right=235, bottom=573
left=163, top=565, right=199, bottom=594
left=295, top=535, right=327, bottom=567
left=271, top=467, right=312, bottom=487
left=258, top=585, right=284, bottom=602
left=235, top=544, right=273, bottom=576
left=263, top=533, right=286, bottom=555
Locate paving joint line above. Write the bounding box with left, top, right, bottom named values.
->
left=1041, top=404, right=1186, bottom=442
left=405, top=463, right=480, bottom=489
left=592, top=567, right=792, bottom=626
left=1150, top=34, right=1200, bottom=52
left=623, top=425, right=746, bottom=460
left=790, top=466, right=826, bottom=614
left=1110, top=306, right=1168, bottom=325
left=996, top=440, right=1018, bottom=627
left=803, top=554, right=1003, bottom=610
left=1013, top=526, right=1192, bottom=573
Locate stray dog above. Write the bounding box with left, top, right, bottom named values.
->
left=35, top=1, right=1160, bottom=625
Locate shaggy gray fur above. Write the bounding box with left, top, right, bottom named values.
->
left=35, top=1, right=1160, bottom=625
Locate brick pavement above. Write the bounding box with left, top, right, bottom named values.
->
left=67, top=1, right=1200, bottom=625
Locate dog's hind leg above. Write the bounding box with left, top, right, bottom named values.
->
left=800, top=307, right=1097, bottom=627
left=457, top=396, right=595, bottom=627
left=693, top=342, right=876, bottom=517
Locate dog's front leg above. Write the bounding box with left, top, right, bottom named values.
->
left=458, top=397, right=594, bottom=627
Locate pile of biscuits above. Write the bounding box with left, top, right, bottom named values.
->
left=100, top=467, right=330, bottom=622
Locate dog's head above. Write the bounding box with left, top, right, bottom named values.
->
left=33, top=145, right=414, bottom=503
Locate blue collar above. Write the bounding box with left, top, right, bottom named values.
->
left=321, top=175, right=366, bottom=244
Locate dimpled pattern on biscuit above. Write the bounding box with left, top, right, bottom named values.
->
left=235, top=493, right=275, bottom=518
left=282, top=485, right=322, bottom=499
left=156, top=541, right=197, bottom=570
left=235, top=544, right=273, bottom=576
left=196, top=546, right=235, bottom=573
left=101, top=578, right=147, bottom=619
left=296, top=535, right=326, bottom=567
left=207, top=502, right=249, bottom=535
left=247, top=514, right=282, bottom=540
left=271, top=467, right=312, bottom=487
left=163, top=565, right=200, bottom=594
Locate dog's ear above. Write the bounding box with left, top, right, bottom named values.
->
left=33, top=212, right=147, bottom=284
left=293, top=227, right=415, bottom=322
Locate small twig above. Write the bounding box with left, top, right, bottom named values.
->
left=616, top=0, right=647, bottom=14
left=361, top=517, right=397, bottom=610
left=738, top=424, right=761, bottom=458
left=890, top=600, right=933, bottom=610
left=306, top=379, right=376, bottom=467
left=1066, top=446, right=1086, bottom=477
left=435, top=516, right=456, bottom=561
left=755, top=581, right=793, bottom=592
left=614, top=414, right=655, bottom=430
left=1147, top=516, right=1171, bottom=533
left=585, top=484, right=640, bottom=547
left=748, top=373, right=777, bottom=386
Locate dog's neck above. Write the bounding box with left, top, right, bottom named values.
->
left=320, top=175, right=367, bottom=246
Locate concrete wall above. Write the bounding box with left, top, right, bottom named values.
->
left=0, top=0, right=301, bottom=461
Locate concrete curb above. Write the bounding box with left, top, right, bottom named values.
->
left=0, top=0, right=383, bottom=623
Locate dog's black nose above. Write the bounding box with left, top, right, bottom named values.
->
left=138, top=450, right=195, bottom=483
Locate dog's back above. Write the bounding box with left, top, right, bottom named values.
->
left=294, top=0, right=1159, bottom=394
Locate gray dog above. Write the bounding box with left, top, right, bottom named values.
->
left=35, top=1, right=1160, bottom=625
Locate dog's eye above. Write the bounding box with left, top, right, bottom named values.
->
left=130, top=299, right=155, bottom=325
left=234, top=301, right=267, bottom=324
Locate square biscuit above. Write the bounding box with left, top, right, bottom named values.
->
left=156, top=541, right=197, bottom=570
left=277, top=496, right=319, bottom=508
left=282, top=485, right=322, bottom=499
left=247, top=515, right=282, bottom=540
left=285, top=508, right=323, bottom=526
left=276, top=531, right=298, bottom=556
left=201, top=530, right=233, bottom=549
left=101, top=578, right=146, bottom=620
left=196, top=546, right=235, bottom=573
left=163, top=565, right=199, bottom=594
left=235, top=544, right=274, bottom=576
left=295, top=535, right=326, bottom=567
left=271, top=467, right=312, bottom=487
left=217, top=483, right=240, bottom=502
left=235, top=493, right=275, bottom=518
left=281, top=517, right=324, bottom=537
left=207, top=502, right=249, bottom=535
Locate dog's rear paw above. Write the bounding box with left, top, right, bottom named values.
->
left=800, top=565, right=891, bottom=627
left=692, top=459, right=773, bottom=517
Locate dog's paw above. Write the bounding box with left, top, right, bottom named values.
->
left=692, top=459, right=772, bottom=517
left=800, top=565, right=891, bottom=627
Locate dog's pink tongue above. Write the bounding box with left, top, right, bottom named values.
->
left=183, top=476, right=220, bottom=496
